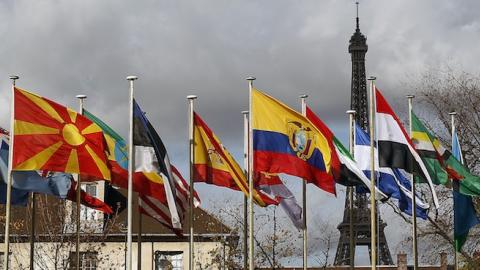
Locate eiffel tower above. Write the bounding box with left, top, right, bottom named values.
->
left=333, top=3, right=393, bottom=266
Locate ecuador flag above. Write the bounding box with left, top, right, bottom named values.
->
left=252, top=89, right=335, bottom=195
left=12, top=87, right=110, bottom=180
left=193, top=112, right=278, bottom=207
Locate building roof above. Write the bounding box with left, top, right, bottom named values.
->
left=0, top=190, right=234, bottom=243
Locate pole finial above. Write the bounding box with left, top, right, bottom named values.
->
left=246, top=76, right=256, bottom=81
left=449, top=111, right=457, bottom=115
left=9, top=75, right=19, bottom=81
left=76, top=94, right=87, bottom=100
left=406, top=94, right=415, bottom=99
left=300, top=94, right=308, bottom=99
left=367, top=76, right=376, bottom=81
left=187, top=95, right=197, bottom=100
left=126, top=75, right=138, bottom=81
left=241, top=110, right=249, bottom=115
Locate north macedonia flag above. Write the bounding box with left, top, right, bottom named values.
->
left=12, top=87, right=111, bottom=180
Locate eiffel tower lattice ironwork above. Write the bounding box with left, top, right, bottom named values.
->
left=333, top=3, right=393, bottom=266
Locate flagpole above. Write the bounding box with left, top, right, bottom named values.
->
left=137, top=202, right=142, bottom=270
left=4, top=75, right=19, bottom=270
left=449, top=111, right=458, bottom=270
left=300, top=94, right=308, bottom=270
left=126, top=75, right=138, bottom=270
left=367, top=76, right=377, bottom=270
left=406, top=94, right=419, bottom=270
left=187, top=94, right=197, bottom=270
left=75, top=94, right=87, bottom=270
left=29, top=192, right=36, bottom=270
left=246, top=76, right=256, bottom=270
left=242, top=110, right=249, bottom=270
left=347, top=109, right=356, bottom=270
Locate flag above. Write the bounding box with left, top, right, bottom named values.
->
left=306, top=106, right=387, bottom=200
left=193, top=112, right=278, bottom=207
left=375, top=88, right=439, bottom=207
left=12, top=87, right=110, bottom=180
left=1, top=130, right=72, bottom=201
left=133, top=100, right=181, bottom=228
left=257, top=173, right=304, bottom=229
left=411, top=112, right=451, bottom=185
left=0, top=128, right=28, bottom=206
left=104, top=183, right=127, bottom=218
left=84, top=109, right=168, bottom=203
left=354, top=124, right=429, bottom=219
left=452, top=128, right=479, bottom=252
left=411, top=112, right=480, bottom=196
left=139, top=166, right=200, bottom=235
left=66, top=180, right=113, bottom=214
left=252, top=89, right=335, bottom=194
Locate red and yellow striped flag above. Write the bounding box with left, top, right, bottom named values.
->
left=193, top=112, right=278, bottom=207
left=12, top=87, right=110, bottom=180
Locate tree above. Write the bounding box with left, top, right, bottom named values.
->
left=391, top=65, right=480, bottom=268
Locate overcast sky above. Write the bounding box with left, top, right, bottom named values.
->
left=1, top=0, right=480, bottom=266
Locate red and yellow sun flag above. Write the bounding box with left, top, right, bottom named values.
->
left=193, top=112, right=278, bottom=207
left=12, top=87, right=111, bottom=180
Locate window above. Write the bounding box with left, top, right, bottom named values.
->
left=154, top=251, right=183, bottom=270
left=81, top=184, right=97, bottom=221
left=69, top=251, right=98, bottom=270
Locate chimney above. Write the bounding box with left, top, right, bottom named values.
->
left=397, top=253, right=407, bottom=270
left=440, top=252, right=447, bottom=270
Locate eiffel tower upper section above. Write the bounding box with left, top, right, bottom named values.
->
left=349, top=11, right=369, bottom=130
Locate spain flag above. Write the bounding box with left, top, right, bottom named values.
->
left=12, top=87, right=110, bottom=181
left=193, top=112, right=278, bottom=207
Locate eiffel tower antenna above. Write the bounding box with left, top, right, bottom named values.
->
left=356, top=2, right=359, bottom=29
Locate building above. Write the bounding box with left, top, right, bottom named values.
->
left=0, top=187, right=238, bottom=269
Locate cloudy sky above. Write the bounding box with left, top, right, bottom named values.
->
left=1, top=0, right=480, bottom=266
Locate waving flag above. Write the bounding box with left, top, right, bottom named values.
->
left=452, top=126, right=479, bottom=252
left=375, top=88, right=439, bottom=207
left=257, top=173, right=304, bottom=229
left=193, top=112, right=277, bottom=207
left=411, top=111, right=480, bottom=196
left=252, top=89, right=335, bottom=194
left=139, top=166, right=200, bottom=235
left=12, top=87, right=110, bottom=180
left=133, top=100, right=182, bottom=229
left=306, top=106, right=387, bottom=200
left=354, top=124, right=429, bottom=219
left=84, top=109, right=168, bottom=202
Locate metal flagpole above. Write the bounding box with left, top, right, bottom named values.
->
left=4, top=75, right=19, bottom=270
left=126, top=75, right=138, bottom=270
left=299, top=94, right=308, bottom=270
left=246, top=76, right=256, bottom=270
left=242, top=110, right=249, bottom=270
left=29, top=192, right=36, bottom=270
left=449, top=111, right=458, bottom=270
left=347, top=109, right=356, bottom=270
left=75, top=94, right=87, bottom=270
left=367, top=76, right=377, bottom=270
left=187, top=94, right=197, bottom=270
left=137, top=202, right=142, bottom=270
left=407, top=94, right=418, bottom=270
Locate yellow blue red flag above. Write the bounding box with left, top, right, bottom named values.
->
left=252, top=89, right=335, bottom=195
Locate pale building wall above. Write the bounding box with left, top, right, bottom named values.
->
left=2, top=240, right=226, bottom=269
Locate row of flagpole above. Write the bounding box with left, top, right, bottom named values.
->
left=0, top=73, right=466, bottom=270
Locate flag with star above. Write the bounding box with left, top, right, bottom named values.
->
left=12, top=87, right=110, bottom=180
